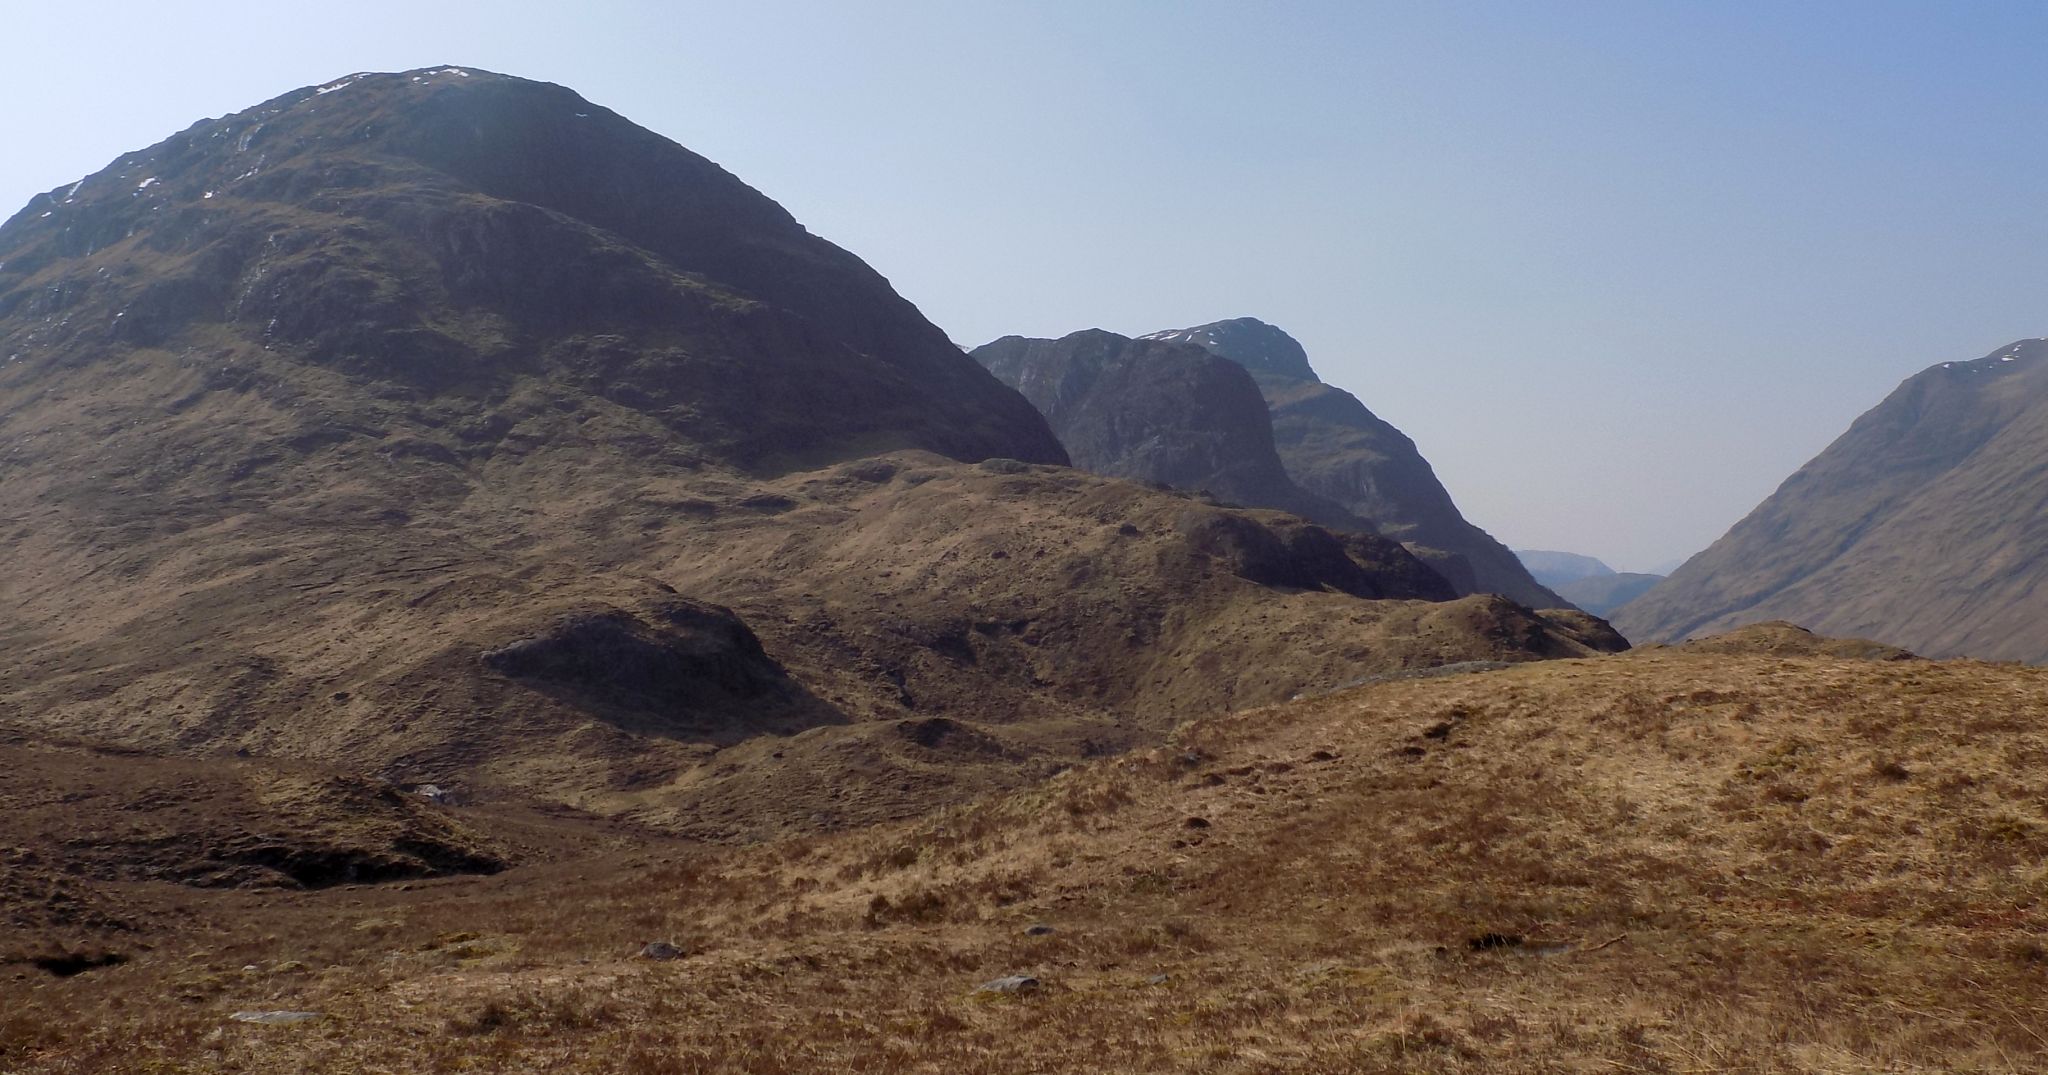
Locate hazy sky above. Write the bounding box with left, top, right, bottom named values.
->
left=5, top=2, right=2044, bottom=572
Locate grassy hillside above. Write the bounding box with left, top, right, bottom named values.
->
left=8, top=644, right=2045, bottom=1073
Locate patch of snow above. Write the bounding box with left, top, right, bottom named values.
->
left=2002, top=355, right=2015, bottom=362
left=136, top=177, right=159, bottom=191
left=315, top=77, right=357, bottom=95
left=203, top=191, right=216, bottom=199
left=63, top=180, right=84, bottom=203
left=1942, top=362, right=1954, bottom=368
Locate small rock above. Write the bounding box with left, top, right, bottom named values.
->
left=1024, top=924, right=1056, bottom=937
left=1144, top=973, right=1171, bottom=986
left=229, top=1011, right=321, bottom=1025
left=640, top=941, right=685, bottom=961
left=415, top=783, right=461, bottom=805
left=974, top=974, right=1041, bottom=995
left=1182, top=816, right=1211, bottom=830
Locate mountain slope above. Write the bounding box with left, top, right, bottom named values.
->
left=970, top=330, right=1371, bottom=531
left=1143, top=318, right=1569, bottom=609
left=0, top=69, right=1620, bottom=838
left=1613, top=339, right=2048, bottom=660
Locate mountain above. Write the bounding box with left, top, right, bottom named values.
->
left=969, top=330, right=1371, bottom=530
left=1613, top=338, right=2048, bottom=660
left=1554, top=571, right=1663, bottom=618
left=0, top=68, right=1065, bottom=471
left=0, top=69, right=1622, bottom=841
left=1143, top=318, right=1570, bottom=609
left=1515, top=549, right=1616, bottom=588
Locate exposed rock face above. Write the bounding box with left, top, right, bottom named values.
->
left=0, top=70, right=1624, bottom=841
left=1613, top=339, right=2048, bottom=662
left=1143, top=319, right=1568, bottom=609
left=971, top=330, right=1370, bottom=531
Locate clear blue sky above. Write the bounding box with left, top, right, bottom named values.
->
left=6, top=1, right=2044, bottom=572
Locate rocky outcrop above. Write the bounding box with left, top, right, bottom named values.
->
left=480, top=599, right=844, bottom=740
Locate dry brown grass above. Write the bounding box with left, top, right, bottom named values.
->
left=6, top=648, right=2048, bottom=1072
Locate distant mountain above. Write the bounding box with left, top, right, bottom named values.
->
left=970, top=330, right=1370, bottom=530
left=1144, top=318, right=1570, bottom=609
left=1514, top=550, right=1659, bottom=617
left=1515, top=549, right=1616, bottom=588
left=1555, top=572, right=1663, bottom=618
left=1613, top=339, right=2048, bottom=661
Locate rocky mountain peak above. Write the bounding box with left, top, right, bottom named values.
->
left=1142, top=317, right=1320, bottom=384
